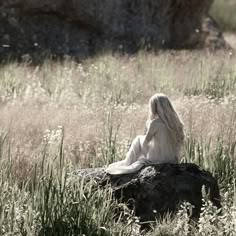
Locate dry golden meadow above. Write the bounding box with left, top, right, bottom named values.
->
left=0, top=2, right=236, bottom=235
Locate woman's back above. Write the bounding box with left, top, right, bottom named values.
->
left=146, top=119, right=180, bottom=164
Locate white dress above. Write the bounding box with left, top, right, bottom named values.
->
left=105, top=118, right=181, bottom=175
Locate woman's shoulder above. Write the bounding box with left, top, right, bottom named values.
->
left=148, top=118, right=165, bottom=127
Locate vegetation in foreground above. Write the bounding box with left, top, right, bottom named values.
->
left=0, top=49, right=235, bottom=235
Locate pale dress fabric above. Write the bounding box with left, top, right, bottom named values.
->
left=105, top=118, right=181, bottom=175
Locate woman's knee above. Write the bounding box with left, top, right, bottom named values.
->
left=132, top=135, right=142, bottom=144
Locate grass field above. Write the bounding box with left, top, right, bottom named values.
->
left=0, top=1, right=236, bottom=235
left=0, top=48, right=235, bottom=235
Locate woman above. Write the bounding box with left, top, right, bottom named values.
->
left=105, top=93, right=185, bottom=175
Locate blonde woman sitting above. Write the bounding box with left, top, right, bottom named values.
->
left=106, top=93, right=185, bottom=175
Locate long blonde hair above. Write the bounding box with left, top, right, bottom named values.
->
left=149, top=93, right=184, bottom=146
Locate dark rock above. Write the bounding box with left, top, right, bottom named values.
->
left=0, top=0, right=227, bottom=63
left=73, top=163, right=221, bottom=223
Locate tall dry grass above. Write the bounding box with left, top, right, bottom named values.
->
left=0, top=51, right=235, bottom=169
left=0, top=48, right=235, bottom=235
